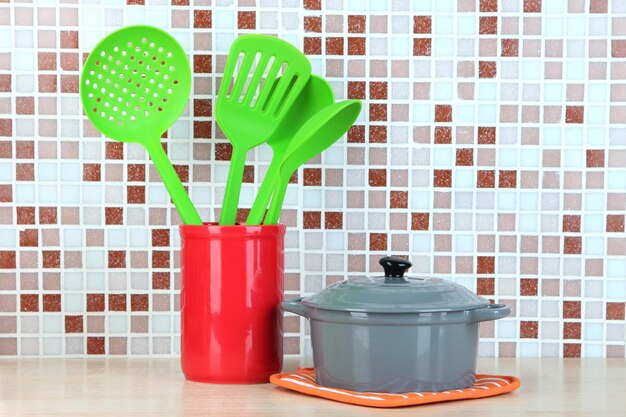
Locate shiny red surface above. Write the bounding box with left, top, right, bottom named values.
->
left=179, top=223, right=286, bottom=383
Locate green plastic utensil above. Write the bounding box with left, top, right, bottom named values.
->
left=79, top=25, right=202, bottom=225
left=216, top=35, right=312, bottom=225
left=264, top=100, right=362, bottom=225
left=245, top=75, right=334, bottom=225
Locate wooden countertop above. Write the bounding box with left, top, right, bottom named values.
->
left=0, top=358, right=623, bottom=416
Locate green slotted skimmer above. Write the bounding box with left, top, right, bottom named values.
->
left=79, top=25, right=202, bottom=225
left=264, top=100, right=362, bottom=225
left=245, top=75, right=334, bottom=225
left=216, top=35, right=312, bottom=225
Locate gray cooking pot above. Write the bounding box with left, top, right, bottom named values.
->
left=282, top=256, right=510, bottom=393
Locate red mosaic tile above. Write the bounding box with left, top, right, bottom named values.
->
left=563, top=322, right=581, bottom=339
left=108, top=251, right=126, bottom=269
left=565, top=106, right=584, bottom=123
left=434, top=105, right=452, bottom=122
left=152, top=251, right=170, bottom=269
left=586, top=149, right=605, bottom=167
left=368, top=169, right=386, bottom=186
left=108, top=294, right=127, bottom=311
left=20, top=294, right=38, bottom=312
left=87, top=294, right=105, bottom=312
left=42, top=251, right=60, bottom=268
left=369, top=126, right=387, bottom=143
left=82, top=164, right=101, bottom=182
left=501, top=39, right=519, bottom=57
left=456, top=149, right=474, bottom=166
left=127, top=186, right=145, bottom=204
left=152, top=272, right=170, bottom=290
left=304, top=37, right=322, bottom=55
left=390, top=191, right=408, bottom=209
left=369, top=82, right=388, bottom=100
left=480, top=0, right=498, bottom=12
left=477, top=278, right=495, bottom=295
left=303, top=168, right=321, bottom=186
left=326, top=37, right=344, bottom=55
left=303, top=0, right=321, bottom=9
left=193, top=55, right=211, bottom=73
left=19, top=229, right=38, bottom=247
left=499, top=170, right=517, bottom=188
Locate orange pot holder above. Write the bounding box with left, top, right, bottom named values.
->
left=270, top=368, right=521, bottom=408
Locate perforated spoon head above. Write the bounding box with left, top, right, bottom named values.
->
left=80, top=25, right=191, bottom=146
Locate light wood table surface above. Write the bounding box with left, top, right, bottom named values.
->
left=0, top=358, right=624, bottom=416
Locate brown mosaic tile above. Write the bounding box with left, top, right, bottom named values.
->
left=413, top=16, right=432, bottom=34
left=477, top=256, right=495, bottom=274
left=304, top=16, right=322, bottom=33
left=607, top=302, right=625, bottom=320
left=303, top=168, right=321, bottom=186
left=477, top=278, right=494, bottom=295
left=607, top=215, right=625, bottom=232
left=369, top=126, right=387, bottom=143
left=501, top=39, right=519, bottom=57
left=586, top=149, right=605, bottom=167
left=39, top=207, right=57, bottom=224
left=20, top=294, right=38, bottom=312
left=65, top=316, right=83, bottom=333
left=237, top=11, right=256, bottom=29
left=565, top=106, right=584, bottom=123
left=369, top=233, right=388, bottom=251
left=303, top=211, right=321, bottom=229
left=369, top=103, right=387, bottom=121
left=16, top=163, right=34, bottom=181
left=564, top=236, right=582, bottom=254
left=390, top=191, right=408, bottom=209
left=520, top=278, right=538, bottom=296
left=17, top=207, right=36, bottom=225
left=411, top=213, right=429, bottom=230
left=304, top=37, right=322, bottom=55
left=152, top=251, right=170, bottom=269
left=131, top=294, right=149, bottom=311
left=87, top=294, right=105, bottom=312
left=563, top=343, right=581, bottom=358
left=369, top=82, right=388, bottom=100
left=499, top=170, right=517, bottom=188
left=563, top=301, right=581, bottom=319
left=108, top=251, right=126, bottom=269
left=42, top=294, right=61, bottom=312
left=434, top=105, right=452, bottom=122
left=563, top=322, right=581, bottom=339
left=303, top=0, right=321, bottom=9
left=324, top=212, right=343, bottom=230
left=479, top=61, right=497, bottom=78
left=562, top=215, right=581, bottom=233
left=42, top=251, right=60, bottom=268
left=434, top=126, right=452, bottom=144
left=152, top=272, right=170, bottom=290
left=348, top=15, right=365, bottom=33
left=368, top=169, right=386, bottom=187
left=87, top=337, right=105, bottom=355
left=413, top=38, right=432, bottom=56
left=105, top=142, right=123, bottom=160
left=82, top=164, right=101, bottom=182
left=127, top=186, right=145, bottom=204
left=479, top=16, right=497, bottom=34
left=524, top=0, right=542, bottom=13
left=193, top=10, right=212, bottom=28
left=456, top=149, right=474, bottom=166
left=326, top=37, right=344, bottom=55
left=520, top=321, right=538, bottom=338
left=480, top=0, right=498, bottom=12
left=347, top=37, right=366, bottom=55
left=433, top=169, right=452, bottom=187
left=108, top=294, right=127, bottom=312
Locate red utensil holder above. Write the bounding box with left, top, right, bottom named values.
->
left=179, top=223, right=286, bottom=383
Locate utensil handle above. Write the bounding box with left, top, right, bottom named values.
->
left=147, top=142, right=202, bottom=225
left=469, top=304, right=511, bottom=323
left=264, top=174, right=289, bottom=225
left=219, top=146, right=247, bottom=225
left=246, top=155, right=282, bottom=225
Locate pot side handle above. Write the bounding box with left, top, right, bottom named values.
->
left=469, top=303, right=511, bottom=323
left=281, top=297, right=308, bottom=318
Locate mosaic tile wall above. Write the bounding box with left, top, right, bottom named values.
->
left=0, top=0, right=625, bottom=358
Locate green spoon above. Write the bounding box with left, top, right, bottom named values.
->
left=245, top=75, right=334, bottom=225
left=217, top=35, right=312, bottom=225
left=264, top=100, right=362, bottom=225
left=79, top=25, right=202, bottom=225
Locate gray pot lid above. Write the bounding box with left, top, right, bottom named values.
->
left=302, top=256, right=490, bottom=313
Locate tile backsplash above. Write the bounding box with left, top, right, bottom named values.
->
left=1, top=0, right=625, bottom=358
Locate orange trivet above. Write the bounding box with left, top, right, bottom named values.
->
left=270, top=368, right=521, bottom=408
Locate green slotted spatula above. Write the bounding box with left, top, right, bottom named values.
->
left=79, top=25, right=202, bottom=225
left=216, top=35, right=312, bottom=225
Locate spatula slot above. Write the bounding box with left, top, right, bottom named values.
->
left=237, top=51, right=262, bottom=104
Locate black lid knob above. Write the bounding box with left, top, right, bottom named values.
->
left=379, top=256, right=412, bottom=279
